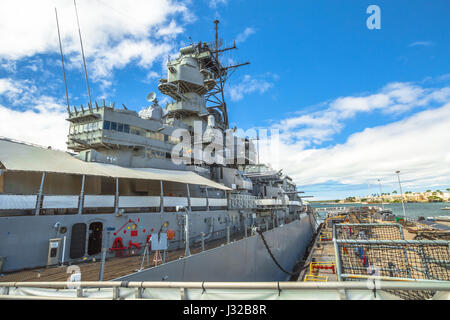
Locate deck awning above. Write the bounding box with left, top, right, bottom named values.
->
left=0, top=139, right=230, bottom=191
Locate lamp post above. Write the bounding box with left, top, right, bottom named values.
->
left=378, top=179, right=384, bottom=210
left=395, top=171, right=407, bottom=218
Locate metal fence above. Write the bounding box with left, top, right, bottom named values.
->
left=334, top=238, right=450, bottom=299
left=335, top=223, right=405, bottom=240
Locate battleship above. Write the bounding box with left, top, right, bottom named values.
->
left=1, top=10, right=449, bottom=302
left=0, top=17, right=316, bottom=283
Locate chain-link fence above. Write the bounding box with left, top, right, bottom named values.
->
left=335, top=223, right=404, bottom=240
left=336, top=239, right=450, bottom=299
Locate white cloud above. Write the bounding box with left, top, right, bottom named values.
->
left=274, top=82, right=450, bottom=147
left=261, top=82, right=450, bottom=191
left=0, top=59, right=17, bottom=73
left=0, top=78, right=39, bottom=106
left=227, top=74, right=274, bottom=101
left=157, top=20, right=184, bottom=37
left=236, top=27, right=256, bottom=44
left=0, top=0, right=190, bottom=84
left=208, top=0, right=228, bottom=9
left=0, top=79, right=20, bottom=95
left=90, top=39, right=173, bottom=80
left=0, top=78, right=68, bottom=150
left=0, top=103, right=68, bottom=151
left=409, top=41, right=434, bottom=47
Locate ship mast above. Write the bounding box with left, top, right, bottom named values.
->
left=205, top=20, right=250, bottom=129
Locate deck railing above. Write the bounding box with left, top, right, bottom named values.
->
left=0, top=194, right=227, bottom=213
left=0, top=280, right=449, bottom=300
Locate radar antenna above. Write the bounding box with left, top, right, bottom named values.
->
left=74, top=0, right=93, bottom=111
left=54, top=8, right=71, bottom=115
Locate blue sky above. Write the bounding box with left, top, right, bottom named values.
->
left=0, top=0, right=449, bottom=200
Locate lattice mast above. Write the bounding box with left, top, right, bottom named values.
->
left=205, top=20, right=250, bottom=129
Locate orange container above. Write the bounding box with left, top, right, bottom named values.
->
left=166, top=229, right=175, bottom=240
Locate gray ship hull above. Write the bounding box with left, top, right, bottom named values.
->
left=117, top=214, right=315, bottom=282
left=0, top=209, right=241, bottom=273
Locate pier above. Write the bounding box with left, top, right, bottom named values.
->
left=297, top=207, right=450, bottom=299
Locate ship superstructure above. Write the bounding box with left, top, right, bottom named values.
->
left=0, top=20, right=314, bottom=280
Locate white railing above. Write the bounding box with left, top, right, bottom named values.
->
left=84, top=195, right=115, bottom=208
left=208, top=198, right=228, bottom=207
left=43, top=196, right=79, bottom=209
left=255, top=199, right=284, bottom=206
left=163, top=196, right=188, bottom=207
left=0, top=280, right=448, bottom=300
left=190, top=198, right=207, bottom=207
left=228, top=194, right=257, bottom=209
left=0, top=194, right=227, bottom=211
left=119, top=196, right=160, bottom=208
left=0, top=195, right=37, bottom=210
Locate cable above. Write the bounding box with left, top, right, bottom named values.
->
left=256, top=228, right=311, bottom=276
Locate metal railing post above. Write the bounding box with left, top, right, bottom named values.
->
left=333, top=223, right=343, bottom=282
left=98, top=248, right=107, bottom=281
left=113, top=287, right=119, bottom=300
left=61, top=236, right=67, bottom=266
left=244, top=220, right=247, bottom=237
left=160, top=180, right=164, bottom=214
left=184, top=207, right=191, bottom=257
left=114, top=178, right=119, bottom=215
left=186, top=184, right=192, bottom=212
left=78, top=174, right=85, bottom=215
left=35, top=172, right=46, bottom=216
left=201, top=232, right=205, bottom=251
left=136, top=287, right=143, bottom=299
left=205, top=187, right=209, bottom=211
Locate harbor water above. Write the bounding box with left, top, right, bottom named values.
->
left=311, top=202, right=450, bottom=219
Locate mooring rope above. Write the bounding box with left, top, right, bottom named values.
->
left=256, top=228, right=310, bottom=276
